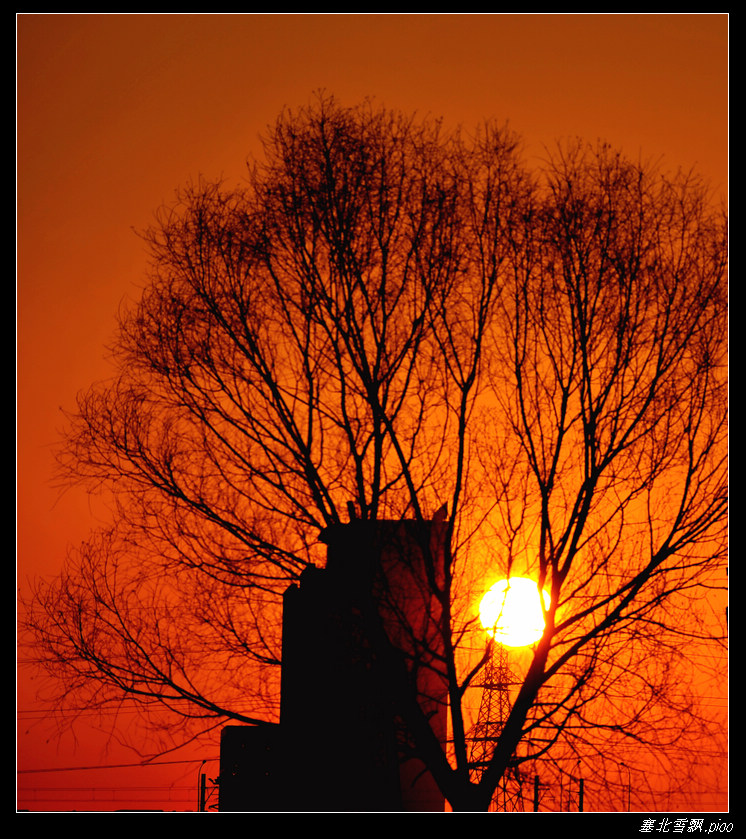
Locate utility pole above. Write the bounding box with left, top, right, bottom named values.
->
left=621, top=762, right=631, bottom=812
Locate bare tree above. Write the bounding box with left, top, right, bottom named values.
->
left=23, top=95, right=727, bottom=811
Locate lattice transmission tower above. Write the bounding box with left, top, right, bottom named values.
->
left=469, top=643, right=526, bottom=811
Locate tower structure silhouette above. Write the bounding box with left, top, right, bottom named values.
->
left=469, top=641, right=526, bottom=811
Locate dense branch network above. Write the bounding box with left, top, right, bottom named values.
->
left=23, top=95, right=727, bottom=811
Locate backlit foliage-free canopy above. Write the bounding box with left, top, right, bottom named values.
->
left=26, top=95, right=727, bottom=811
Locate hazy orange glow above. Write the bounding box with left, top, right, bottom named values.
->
left=17, top=13, right=727, bottom=812
left=479, top=578, right=551, bottom=647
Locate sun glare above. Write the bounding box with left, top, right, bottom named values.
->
left=479, top=577, right=551, bottom=647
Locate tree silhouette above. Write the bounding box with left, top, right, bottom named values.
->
left=24, top=95, right=727, bottom=811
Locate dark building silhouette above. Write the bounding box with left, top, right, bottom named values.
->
left=218, top=516, right=449, bottom=812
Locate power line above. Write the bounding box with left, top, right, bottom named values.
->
left=18, top=756, right=219, bottom=774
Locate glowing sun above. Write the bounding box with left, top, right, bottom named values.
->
left=479, top=577, right=551, bottom=647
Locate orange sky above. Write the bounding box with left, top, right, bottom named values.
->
left=17, top=13, right=728, bottom=812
